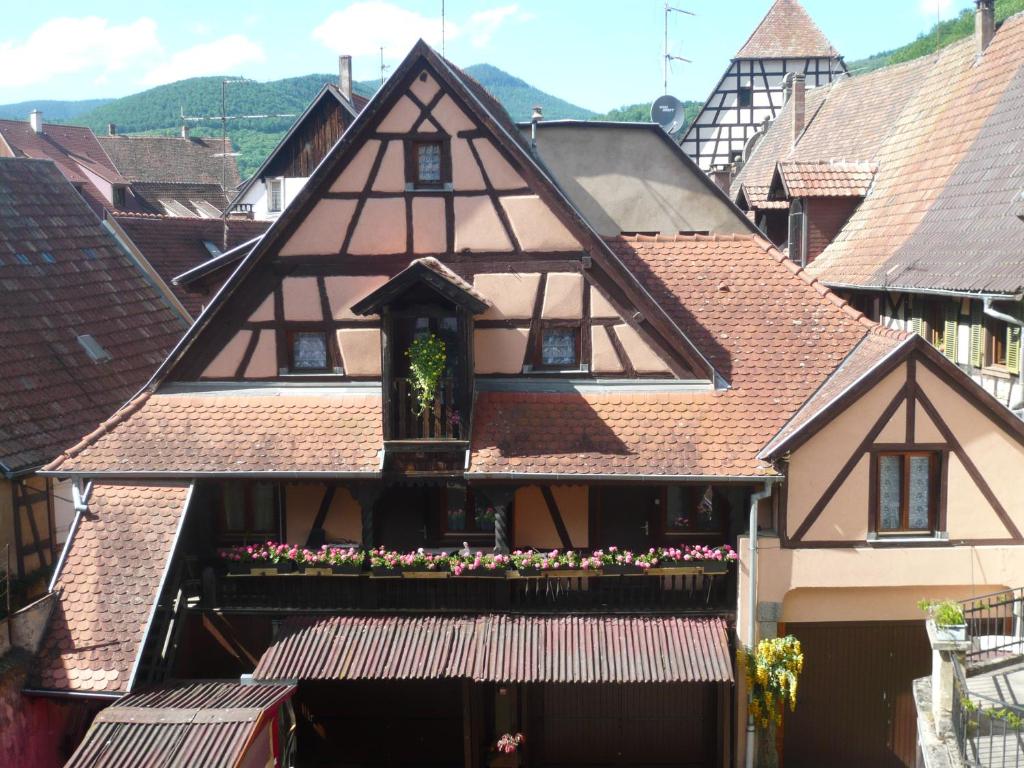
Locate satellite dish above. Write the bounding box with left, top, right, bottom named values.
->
left=651, top=95, right=686, bottom=134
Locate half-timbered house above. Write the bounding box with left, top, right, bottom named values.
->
left=680, top=0, right=845, bottom=171
left=32, top=39, right=1024, bottom=768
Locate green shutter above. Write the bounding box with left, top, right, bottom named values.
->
left=1007, top=324, right=1021, bottom=375
left=910, top=303, right=924, bottom=337
left=943, top=301, right=958, bottom=362
left=970, top=302, right=985, bottom=368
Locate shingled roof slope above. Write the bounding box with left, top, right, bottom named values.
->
left=735, top=0, right=840, bottom=59
left=112, top=214, right=269, bottom=317
left=0, top=159, right=188, bottom=475
left=771, top=160, right=878, bottom=199
left=469, top=234, right=897, bottom=478
left=98, top=135, right=240, bottom=188
left=811, top=14, right=1024, bottom=294
left=31, top=483, right=190, bottom=694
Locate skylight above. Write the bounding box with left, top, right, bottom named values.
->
left=76, top=334, right=112, bottom=363
left=202, top=240, right=222, bottom=258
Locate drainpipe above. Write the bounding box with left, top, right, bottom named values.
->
left=48, top=479, right=91, bottom=593
left=982, top=297, right=1024, bottom=411
left=746, top=479, right=777, bottom=768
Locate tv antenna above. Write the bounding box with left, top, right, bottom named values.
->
left=380, top=47, right=391, bottom=86
left=663, top=3, right=694, bottom=95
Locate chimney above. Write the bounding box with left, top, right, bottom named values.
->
left=710, top=166, right=733, bottom=194
left=339, top=55, right=353, bottom=102
left=976, top=0, right=995, bottom=55
left=791, top=73, right=806, bottom=146
left=29, top=109, right=43, bottom=134
left=107, top=123, right=117, bottom=136
left=181, top=123, right=190, bottom=140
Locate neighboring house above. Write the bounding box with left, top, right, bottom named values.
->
left=733, top=2, right=1024, bottom=413
left=229, top=56, right=367, bottom=220
left=30, top=40, right=1024, bottom=768
left=0, top=157, right=188, bottom=592
left=522, top=120, right=758, bottom=236
left=98, top=129, right=241, bottom=217
left=0, top=112, right=140, bottom=216
left=108, top=213, right=269, bottom=318
left=680, top=0, right=845, bottom=171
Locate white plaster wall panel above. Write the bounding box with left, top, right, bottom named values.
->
left=371, top=141, right=405, bottom=193
left=377, top=96, right=420, bottom=133
left=330, top=140, right=380, bottom=193
left=473, top=139, right=525, bottom=189
left=347, top=198, right=407, bottom=255
left=591, top=326, right=624, bottom=373
left=541, top=273, right=584, bottom=319
left=500, top=195, right=580, bottom=252
left=474, top=273, right=541, bottom=319
left=474, top=328, right=530, bottom=373
left=412, top=197, right=447, bottom=254
left=433, top=95, right=476, bottom=134
left=613, top=324, right=672, bottom=374
left=453, top=196, right=512, bottom=252
left=279, top=199, right=357, bottom=256
left=451, top=139, right=486, bottom=190
left=914, top=403, right=944, bottom=443
left=244, top=331, right=277, bottom=378
left=324, top=275, right=390, bottom=319
left=337, top=329, right=382, bottom=376
left=249, top=294, right=275, bottom=322
left=282, top=277, right=324, bottom=321
left=590, top=285, right=619, bottom=320
left=410, top=71, right=441, bottom=103
left=201, top=330, right=252, bottom=378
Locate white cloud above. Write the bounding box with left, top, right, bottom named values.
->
left=919, top=0, right=953, bottom=16
left=0, top=16, right=161, bottom=88
left=192, top=22, right=213, bottom=36
left=311, top=2, right=535, bottom=57
left=142, top=34, right=266, bottom=86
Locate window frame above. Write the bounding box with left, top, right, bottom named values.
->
left=984, top=313, right=1008, bottom=369
left=439, top=484, right=498, bottom=541
left=285, top=327, right=339, bottom=374
left=216, top=481, right=280, bottom=543
left=788, top=199, right=806, bottom=266
left=112, top=185, right=127, bottom=209
left=404, top=136, right=451, bottom=190
left=534, top=321, right=583, bottom=371
left=737, top=85, right=754, bottom=108
left=873, top=450, right=941, bottom=536
left=267, top=177, right=284, bottom=213
left=662, top=485, right=726, bottom=539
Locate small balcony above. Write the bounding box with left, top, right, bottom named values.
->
left=390, top=376, right=463, bottom=441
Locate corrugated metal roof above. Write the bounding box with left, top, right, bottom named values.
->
left=253, top=614, right=733, bottom=685
left=65, top=682, right=294, bottom=768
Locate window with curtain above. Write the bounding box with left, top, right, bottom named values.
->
left=876, top=452, right=939, bottom=534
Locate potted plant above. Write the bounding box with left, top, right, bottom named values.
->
left=593, top=547, right=663, bottom=575
left=369, top=548, right=451, bottom=578
left=406, top=334, right=446, bottom=416
left=452, top=551, right=512, bottom=578
left=738, top=635, right=804, bottom=768
left=488, top=733, right=524, bottom=767
left=919, top=599, right=968, bottom=642
left=300, top=546, right=364, bottom=576
left=217, top=543, right=294, bottom=575
left=647, top=546, right=703, bottom=575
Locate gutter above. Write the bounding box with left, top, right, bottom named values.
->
left=48, top=480, right=91, bottom=592
left=22, top=688, right=122, bottom=702
left=822, top=282, right=1022, bottom=302
left=983, top=297, right=1024, bottom=412
left=746, top=479, right=778, bottom=768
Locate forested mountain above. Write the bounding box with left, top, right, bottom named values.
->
left=0, top=98, right=113, bottom=122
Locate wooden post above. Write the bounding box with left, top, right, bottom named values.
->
left=463, top=679, right=475, bottom=768
left=352, top=485, right=381, bottom=548
left=481, top=487, right=516, bottom=553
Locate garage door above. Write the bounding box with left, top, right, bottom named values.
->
left=782, top=621, right=930, bottom=768
left=529, top=683, right=719, bottom=767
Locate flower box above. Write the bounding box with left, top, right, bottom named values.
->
left=934, top=623, right=968, bottom=643
left=646, top=565, right=703, bottom=576
left=702, top=561, right=728, bottom=575
left=454, top=568, right=508, bottom=579
left=371, top=567, right=404, bottom=578
left=545, top=569, right=594, bottom=579
left=601, top=564, right=645, bottom=576
left=401, top=569, right=450, bottom=579
left=514, top=567, right=543, bottom=578
left=249, top=563, right=293, bottom=576
left=301, top=564, right=362, bottom=576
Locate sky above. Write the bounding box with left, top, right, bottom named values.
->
left=0, top=0, right=977, bottom=112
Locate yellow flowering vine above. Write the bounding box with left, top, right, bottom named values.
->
left=406, top=334, right=447, bottom=415
left=737, top=635, right=804, bottom=731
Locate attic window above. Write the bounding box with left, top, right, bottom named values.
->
left=413, top=141, right=444, bottom=187
left=113, top=186, right=127, bottom=208
left=202, top=240, right=222, bottom=258
left=267, top=178, right=283, bottom=213
left=77, top=334, right=112, bottom=363
left=737, top=86, right=753, bottom=108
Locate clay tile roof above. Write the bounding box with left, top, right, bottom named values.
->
left=413, top=257, right=491, bottom=306
left=111, top=214, right=269, bottom=318
left=31, top=483, right=191, bottom=694
left=0, top=159, right=188, bottom=475
left=470, top=234, right=881, bottom=478
left=772, top=160, right=877, bottom=199
left=735, top=0, right=839, bottom=59
left=44, top=392, right=383, bottom=475
left=98, top=135, right=240, bottom=189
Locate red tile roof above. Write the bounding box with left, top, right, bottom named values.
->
left=253, top=614, right=732, bottom=684
left=66, top=682, right=294, bottom=767
left=111, top=214, right=269, bottom=318
left=735, top=0, right=840, bottom=59
left=0, top=159, right=188, bottom=474
left=46, top=392, right=383, bottom=475
left=31, top=483, right=191, bottom=694
left=98, top=136, right=240, bottom=188
left=771, top=160, right=877, bottom=199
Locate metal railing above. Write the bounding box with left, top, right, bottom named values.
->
left=953, top=653, right=1024, bottom=767
left=962, top=588, right=1024, bottom=668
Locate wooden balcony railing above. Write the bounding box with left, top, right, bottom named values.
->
left=392, top=376, right=462, bottom=440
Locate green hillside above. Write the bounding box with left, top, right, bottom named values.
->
left=593, top=101, right=702, bottom=128
left=0, top=98, right=113, bottom=122
left=461, top=64, right=595, bottom=121
left=847, top=0, right=1024, bottom=74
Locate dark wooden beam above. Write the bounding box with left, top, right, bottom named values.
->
left=540, top=485, right=573, bottom=549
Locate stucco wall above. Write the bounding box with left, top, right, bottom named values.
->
left=513, top=485, right=589, bottom=549
left=285, top=483, right=362, bottom=546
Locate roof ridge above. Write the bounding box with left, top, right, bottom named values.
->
left=43, top=391, right=153, bottom=472
left=609, top=233, right=764, bottom=244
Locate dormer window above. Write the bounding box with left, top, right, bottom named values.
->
left=267, top=178, right=283, bottom=213
left=289, top=331, right=331, bottom=372
left=416, top=142, right=441, bottom=183
left=406, top=137, right=449, bottom=189
left=113, top=186, right=127, bottom=208
left=540, top=325, right=580, bottom=368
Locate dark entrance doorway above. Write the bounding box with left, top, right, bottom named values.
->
left=374, top=486, right=439, bottom=550
left=296, top=680, right=463, bottom=767
left=782, top=621, right=930, bottom=768
left=528, top=683, right=718, bottom=767
left=593, top=487, right=659, bottom=550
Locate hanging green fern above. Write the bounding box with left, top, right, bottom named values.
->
left=406, top=334, right=447, bottom=416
